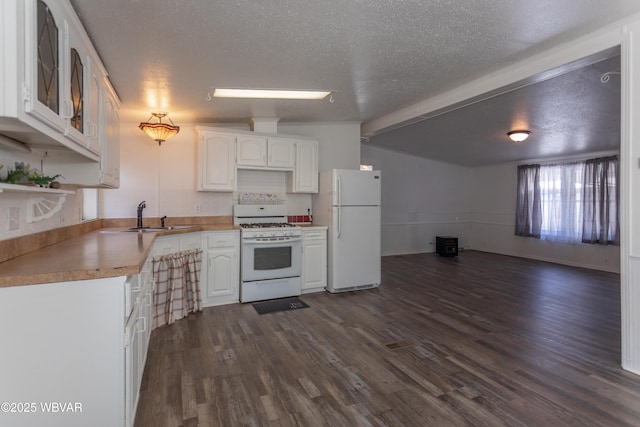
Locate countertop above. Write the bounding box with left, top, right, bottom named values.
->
left=0, top=225, right=239, bottom=288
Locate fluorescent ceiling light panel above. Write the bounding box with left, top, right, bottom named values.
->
left=213, top=88, right=331, bottom=100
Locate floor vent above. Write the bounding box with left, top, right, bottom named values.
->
left=384, top=340, right=415, bottom=351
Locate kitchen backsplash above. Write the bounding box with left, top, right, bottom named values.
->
left=288, top=215, right=312, bottom=224
left=238, top=192, right=285, bottom=205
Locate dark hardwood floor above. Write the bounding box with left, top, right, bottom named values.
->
left=134, top=250, right=640, bottom=427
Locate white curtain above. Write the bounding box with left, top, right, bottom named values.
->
left=538, top=161, right=584, bottom=243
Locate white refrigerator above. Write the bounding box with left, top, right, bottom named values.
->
left=313, top=169, right=381, bottom=292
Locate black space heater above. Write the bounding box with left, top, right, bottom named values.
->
left=436, top=236, right=458, bottom=257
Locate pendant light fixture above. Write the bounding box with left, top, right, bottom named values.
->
left=139, top=112, right=180, bottom=145
left=507, top=130, right=531, bottom=142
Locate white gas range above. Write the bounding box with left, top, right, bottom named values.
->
left=233, top=205, right=302, bottom=303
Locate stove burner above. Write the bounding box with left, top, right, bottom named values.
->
left=240, top=222, right=298, bottom=229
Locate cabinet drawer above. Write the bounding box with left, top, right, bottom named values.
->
left=206, top=232, right=238, bottom=248
left=303, top=230, right=326, bottom=240
left=179, top=234, right=202, bottom=251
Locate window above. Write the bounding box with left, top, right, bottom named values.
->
left=81, top=188, right=98, bottom=221
left=538, top=161, right=583, bottom=242
left=515, top=156, right=618, bottom=245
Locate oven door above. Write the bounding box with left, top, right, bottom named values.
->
left=241, top=237, right=302, bottom=282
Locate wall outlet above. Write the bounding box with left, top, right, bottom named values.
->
left=9, top=207, right=19, bottom=231
left=195, top=204, right=201, bottom=213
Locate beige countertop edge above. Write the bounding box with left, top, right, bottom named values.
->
left=0, top=225, right=240, bottom=289
left=0, top=266, right=141, bottom=288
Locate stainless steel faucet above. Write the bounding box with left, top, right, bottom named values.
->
left=136, top=201, right=146, bottom=228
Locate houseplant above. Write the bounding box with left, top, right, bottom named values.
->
left=1, top=162, right=62, bottom=187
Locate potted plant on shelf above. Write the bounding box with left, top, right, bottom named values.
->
left=1, top=162, right=63, bottom=188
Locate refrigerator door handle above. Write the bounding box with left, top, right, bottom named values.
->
left=337, top=205, right=341, bottom=238
left=337, top=176, right=342, bottom=206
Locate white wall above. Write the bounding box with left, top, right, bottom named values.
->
left=361, top=144, right=472, bottom=256
left=468, top=162, right=620, bottom=273
left=361, top=144, right=620, bottom=272
left=278, top=122, right=361, bottom=171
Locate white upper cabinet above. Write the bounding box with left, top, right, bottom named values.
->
left=100, top=81, right=120, bottom=187
left=22, top=0, right=68, bottom=133
left=64, top=12, right=100, bottom=154
left=197, top=126, right=318, bottom=193
left=45, top=75, right=120, bottom=188
left=198, top=130, right=236, bottom=192
left=288, top=140, right=318, bottom=193
left=236, top=135, right=267, bottom=167
left=87, top=54, right=103, bottom=156
left=267, top=137, right=295, bottom=169
left=237, top=135, right=295, bottom=170
left=0, top=0, right=120, bottom=168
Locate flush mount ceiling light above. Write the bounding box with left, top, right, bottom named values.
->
left=139, top=112, right=180, bottom=145
left=507, top=130, right=531, bottom=142
left=209, top=88, right=333, bottom=101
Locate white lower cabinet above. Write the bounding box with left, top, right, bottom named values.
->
left=152, top=231, right=240, bottom=307
left=201, top=231, right=240, bottom=306
left=301, top=227, right=327, bottom=293
left=0, top=276, right=129, bottom=427
left=124, top=259, right=153, bottom=427
left=0, top=230, right=242, bottom=427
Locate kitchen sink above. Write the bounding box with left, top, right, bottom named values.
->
left=100, top=225, right=199, bottom=234
left=126, top=225, right=198, bottom=232
left=127, top=227, right=167, bottom=232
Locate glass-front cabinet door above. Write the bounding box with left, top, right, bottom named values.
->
left=69, top=47, right=83, bottom=134
left=24, top=0, right=99, bottom=154
left=37, top=0, right=59, bottom=116
left=63, top=2, right=100, bottom=154
left=24, top=0, right=67, bottom=132
left=65, top=15, right=100, bottom=154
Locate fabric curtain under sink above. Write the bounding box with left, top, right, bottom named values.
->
left=152, top=249, right=203, bottom=330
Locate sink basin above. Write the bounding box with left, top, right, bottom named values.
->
left=100, top=226, right=199, bottom=234
left=126, top=225, right=198, bottom=232
left=127, top=227, right=167, bottom=232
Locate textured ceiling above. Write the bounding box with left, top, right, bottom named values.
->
left=69, top=0, right=635, bottom=165
left=368, top=53, right=621, bottom=166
